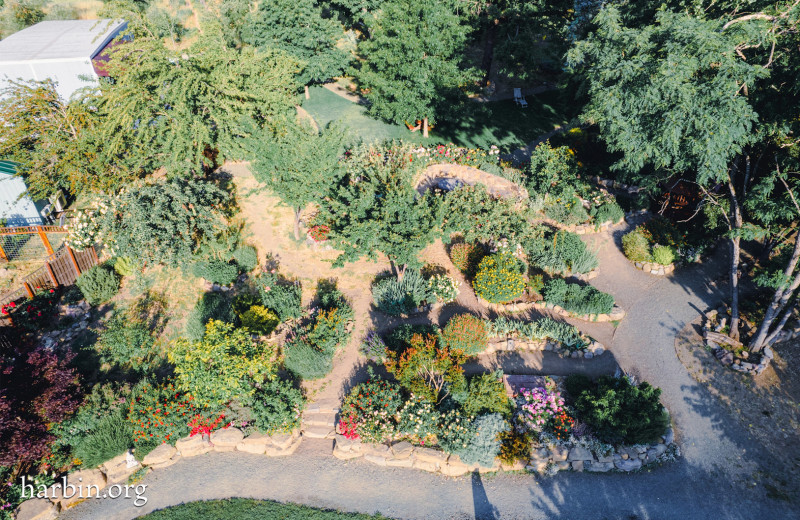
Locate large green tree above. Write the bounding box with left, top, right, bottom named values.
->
left=354, top=0, right=476, bottom=137
left=320, top=143, right=442, bottom=278
left=96, top=14, right=300, bottom=175
left=248, top=120, right=348, bottom=240
left=242, top=0, right=349, bottom=91
left=568, top=3, right=800, bottom=348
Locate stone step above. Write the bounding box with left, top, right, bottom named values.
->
left=302, top=413, right=336, bottom=427
left=305, top=400, right=340, bottom=415
left=302, top=425, right=335, bottom=439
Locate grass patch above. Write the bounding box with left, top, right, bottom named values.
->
left=302, top=85, right=572, bottom=152
left=139, top=498, right=391, bottom=520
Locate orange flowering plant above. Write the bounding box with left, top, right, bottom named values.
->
left=128, top=381, right=197, bottom=446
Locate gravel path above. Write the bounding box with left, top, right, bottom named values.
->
left=62, top=222, right=799, bottom=519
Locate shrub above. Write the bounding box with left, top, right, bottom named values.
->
left=360, top=330, right=387, bottom=361
left=51, top=383, right=131, bottom=456
left=113, top=256, right=137, bottom=277
left=1, top=288, right=59, bottom=331
left=462, top=371, right=513, bottom=418
left=185, top=292, right=236, bottom=341
left=385, top=333, right=467, bottom=403
left=449, top=242, right=484, bottom=277
left=592, top=200, right=624, bottom=224
left=232, top=245, right=259, bottom=271
left=572, top=376, right=670, bottom=445
left=455, top=413, right=509, bottom=468
left=306, top=306, right=353, bottom=355
left=73, top=410, right=133, bottom=469
left=247, top=378, right=305, bottom=434
left=76, top=264, right=120, bottom=305
left=427, top=274, right=460, bottom=303
left=258, top=272, right=302, bottom=321
left=622, top=230, right=651, bottom=263
left=652, top=245, right=676, bottom=266
left=396, top=395, right=440, bottom=441
left=384, top=323, right=440, bottom=353
left=96, top=313, right=156, bottom=368
left=371, top=269, right=428, bottom=315
left=170, top=320, right=277, bottom=409
left=441, top=313, right=488, bottom=356
left=283, top=338, right=332, bottom=380
left=238, top=305, right=280, bottom=335
left=569, top=247, right=600, bottom=274
left=437, top=408, right=476, bottom=455
left=192, top=260, right=239, bottom=285
left=564, top=374, right=594, bottom=400
left=524, top=230, right=597, bottom=274
left=340, top=375, right=404, bottom=442
left=498, top=429, right=533, bottom=465
left=128, top=380, right=196, bottom=448
left=542, top=279, right=615, bottom=315
left=473, top=252, right=525, bottom=303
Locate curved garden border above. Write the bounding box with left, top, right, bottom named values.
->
left=551, top=216, right=625, bottom=235
left=702, top=306, right=799, bottom=375
left=631, top=259, right=675, bottom=276
left=478, top=297, right=626, bottom=323
left=414, top=163, right=529, bottom=200
left=483, top=332, right=607, bottom=359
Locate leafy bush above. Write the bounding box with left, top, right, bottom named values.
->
left=622, top=230, right=651, bottom=263
left=462, top=371, right=513, bottom=418
left=592, top=200, right=624, bottom=224
left=427, top=274, right=460, bottom=303
left=238, top=305, right=280, bottom=335
left=1, top=288, right=59, bottom=331
left=96, top=313, right=156, bottom=368
left=571, top=376, right=670, bottom=445
left=499, top=429, right=533, bottom=465
left=170, top=320, right=277, bottom=409
left=73, top=410, right=133, bottom=468
left=441, top=313, right=487, bottom=356
left=652, top=245, right=676, bottom=266
left=385, top=333, right=467, bottom=403
left=76, top=264, right=120, bottom=305
left=113, top=256, right=137, bottom=277
left=542, top=279, right=615, bottom=315
left=247, top=378, right=305, bottom=434
left=449, top=242, right=484, bottom=278
left=340, top=375, right=404, bottom=442
left=455, top=413, right=508, bottom=468
left=397, top=395, right=440, bottom=441
left=473, top=252, right=525, bottom=303
left=258, top=271, right=302, bottom=321
left=307, top=306, right=354, bottom=355
left=384, top=323, right=441, bottom=353
left=485, top=316, right=587, bottom=350
left=437, top=408, right=476, bottom=455
left=192, top=260, right=239, bottom=285
left=128, top=380, right=196, bottom=449
left=283, top=338, right=333, bottom=380
left=372, top=269, right=428, bottom=315
left=185, top=292, right=236, bottom=341
left=524, top=230, right=597, bottom=274
left=232, top=245, right=259, bottom=271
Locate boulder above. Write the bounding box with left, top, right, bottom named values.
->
left=142, top=443, right=177, bottom=466
left=386, top=457, right=415, bottom=468
left=594, top=452, right=614, bottom=464
left=15, top=499, right=58, bottom=520
left=270, top=431, right=298, bottom=450
left=334, top=434, right=358, bottom=453
left=550, top=446, right=569, bottom=462
left=391, top=441, right=415, bottom=459
left=101, top=451, right=141, bottom=484
left=333, top=445, right=363, bottom=460
left=586, top=462, right=613, bottom=472
left=176, top=435, right=213, bottom=458
left=237, top=432, right=271, bottom=455
left=265, top=437, right=301, bottom=457
left=412, top=459, right=439, bottom=472
left=568, top=446, right=593, bottom=461
left=414, top=447, right=448, bottom=464
left=210, top=427, right=244, bottom=448
left=49, top=469, right=106, bottom=509
left=530, top=448, right=550, bottom=460
left=615, top=458, right=642, bottom=472
left=361, top=443, right=391, bottom=458
left=364, top=454, right=388, bottom=466
left=149, top=453, right=180, bottom=470
left=571, top=460, right=584, bottom=472
left=662, top=428, right=675, bottom=445
left=526, top=460, right=549, bottom=474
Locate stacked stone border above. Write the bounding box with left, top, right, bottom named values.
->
left=551, top=216, right=625, bottom=235
left=702, top=306, right=799, bottom=376
left=483, top=333, right=607, bottom=359
left=15, top=428, right=302, bottom=519
left=631, top=259, right=675, bottom=276
left=478, top=297, right=626, bottom=324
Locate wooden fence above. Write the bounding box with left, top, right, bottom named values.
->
left=0, top=225, right=68, bottom=262
left=0, top=246, right=99, bottom=309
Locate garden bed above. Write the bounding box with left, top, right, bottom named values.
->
left=477, top=296, right=625, bottom=323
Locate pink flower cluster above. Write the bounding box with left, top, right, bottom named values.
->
left=518, top=386, right=565, bottom=432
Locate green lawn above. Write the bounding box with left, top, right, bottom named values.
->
left=139, top=498, right=390, bottom=520
left=302, top=85, right=572, bottom=153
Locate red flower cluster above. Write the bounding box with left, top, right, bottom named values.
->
left=308, top=225, right=330, bottom=242
left=128, top=382, right=197, bottom=443
left=550, top=410, right=575, bottom=441
left=338, top=413, right=359, bottom=440
left=188, top=412, right=228, bottom=437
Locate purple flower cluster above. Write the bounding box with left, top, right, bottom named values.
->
left=518, top=386, right=565, bottom=432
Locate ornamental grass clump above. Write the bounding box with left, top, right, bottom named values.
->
left=542, top=278, right=615, bottom=315
left=473, top=252, right=525, bottom=304
left=371, top=269, right=428, bottom=315
left=441, top=313, right=488, bottom=356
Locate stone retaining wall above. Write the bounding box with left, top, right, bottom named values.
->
left=552, top=217, right=625, bottom=235
left=631, top=259, right=675, bottom=276
left=415, top=163, right=529, bottom=200
left=333, top=429, right=678, bottom=477
left=484, top=334, right=607, bottom=360
left=15, top=428, right=302, bottom=520
left=479, top=297, right=626, bottom=323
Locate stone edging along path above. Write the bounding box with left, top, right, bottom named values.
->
left=483, top=333, right=607, bottom=360
left=631, top=259, right=676, bottom=276
left=478, top=297, right=627, bottom=324
left=18, top=428, right=302, bottom=518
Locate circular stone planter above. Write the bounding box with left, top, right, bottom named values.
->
left=632, top=259, right=675, bottom=276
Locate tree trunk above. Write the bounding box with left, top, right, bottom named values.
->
left=727, top=174, right=744, bottom=340
left=293, top=207, right=302, bottom=241
left=480, top=21, right=498, bottom=88
left=423, top=117, right=429, bottom=138
left=750, top=232, right=800, bottom=350
left=304, top=85, right=310, bottom=100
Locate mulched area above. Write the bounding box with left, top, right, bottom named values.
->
left=676, top=320, right=800, bottom=502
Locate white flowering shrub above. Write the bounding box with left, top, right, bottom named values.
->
left=426, top=274, right=460, bottom=303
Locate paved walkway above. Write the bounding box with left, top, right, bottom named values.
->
left=63, top=222, right=799, bottom=519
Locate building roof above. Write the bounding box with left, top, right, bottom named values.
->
left=0, top=160, right=18, bottom=176
left=0, top=19, right=126, bottom=63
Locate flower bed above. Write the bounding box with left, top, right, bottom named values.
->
left=477, top=296, right=626, bottom=324
left=371, top=269, right=460, bottom=317
left=621, top=216, right=686, bottom=275
left=483, top=316, right=606, bottom=359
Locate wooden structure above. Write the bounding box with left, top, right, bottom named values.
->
left=0, top=225, right=67, bottom=262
